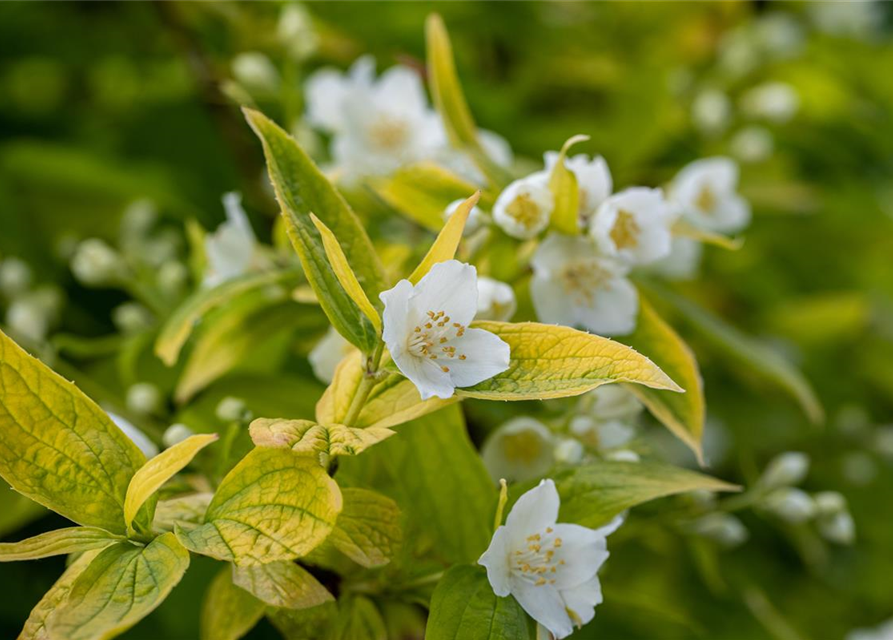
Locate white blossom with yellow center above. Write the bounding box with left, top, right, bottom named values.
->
left=380, top=260, right=510, bottom=400
left=669, top=157, right=751, bottom=234
left=590, top=187, right=674, bottom=266
left=530, top=234, right=638, bottom=336
left=476, top=277, right=517, bottom=321
left=492, top=172, right=554, bottom=239
left=479, top=479, right=622, bottom=639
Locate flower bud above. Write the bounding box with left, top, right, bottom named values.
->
left=112, top=302, right=154, bottom=334
left=813, top=491, right=847, bottom=517
left=874, top=426, right=893, bottom=459
left=71, top=239, right=125, bottom=286
left=730, top=126, right=774, bottom=163
left=308, top=328, right=354, bottom=384
left=760, top=451, right=809, bottom=488
left=216, top=396, right=251, bottom=423
left=605, top=449, right=640, bottom=463
left=476, top=277, right=516, bottom=322
left=6, top=298, right=49, bottom=343
left=482, top=417, right=554, bottom=484
left=232, top=52, right=280, bottom=94
left=163, top=423, right=195, bottom=449
left=762, top=487, right=816, bottom=523
left=127, top=382, right=163, bottom=416
left=691, top=513, right=749, bottom=548
left=554, top=437, right=584, bottom=465
left=818, top=510, right=855, bottom=545
left=692, top=89, right=731, bottom=135
left=278, top=4, right=318, bottom=60
left=157, top=260, right=189, bottom=295
left=109, top=411, right=158, bottom=458
left=0, top=257, right=32, bottom=297
left=444, top=198, right=487, bottom=236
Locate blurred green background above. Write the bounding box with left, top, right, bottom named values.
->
left=2, top=2, right=893, bottom=639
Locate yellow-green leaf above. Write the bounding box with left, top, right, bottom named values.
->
left=0, top=330, right=146, bottom=534
left=457, top=321, right=682, bottom=401
left=46, top=532, right=190, bottom=640
left=249, top=418, right=394, bottom=461
left=124, top=434, right=218, bottom=531
left=329, top=488, right=402, bottom=569
left=673, top=218, right=744, bottom=250
left=622, top=298, right=705, bottom=463
left=316, top=352, right=456, bottom=429
left=200, top=566, right=265, bottom=640
left=176, top=447, right=342, bottom=566
left=153, top=492, right=213, bottom=533
left=17, top=548, right=103, bottom=640
left=244, top=108, right=384, bottom=353
left=311, top=213, right=382, bottom=334
left=233, top=561, right=333, bottom=610
left=327, top=596, right=387, bottom=640
left=155, top=269, right=300, bottom=366
left=408, top=191, right=480, bottom=284
left=549, top=134, right=589, bottom=235
left=0, top=526, right=121, bottom=562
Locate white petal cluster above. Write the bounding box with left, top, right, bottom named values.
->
left=668, top=157, right=751, bottom=234
left=492, top=173, right=554, bottom=239
left=590, top=187, right=674, bottom=266
left=479, top=480, right=622, bottom=639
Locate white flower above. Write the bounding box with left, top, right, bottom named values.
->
left=762, top=487, right=816, bottom=523
left=740, top=82, right=799, bottom=123
left=492, top=172, right=554, bottom=239
left=530, top=234, right=638, bottom=336
left=162, top=423, right=195, bottom=449
left=482, top=417, right=554, bottom=484
left=204, top=192, right=257, bottom=287
left=309, top=327, right=356, bottom=384
left=819, top=510, right=855, bottom=545
left=112, top=302, right=154, bottom=334
left=759, top=451, right=809, bottom=488
left=692, top=89, right=731, bottom=135
left=305, top=56, right=442, bottom=182
left=691, top=513, right=749, bottom=548
left=277, top=4, right=317, bottom=60
left=232, top=52, right=280, bottom=93
left=71, top=239, right=126, bottom=286
left=730, top=126, right=774, bottom=163
left=554, top=438, right=584, bottom=465
left=478, top=479, right=621, bottom=639
left=669, top=157, right=751, bottom=234
left=109, top=412, right=158, bottom=459
left=439, top=129, right=514, bottom=185
left=216, top=396, right=251, bottom=423
left=444, top=198, right=487, bottom=236
left=0, top=257, right=33, bottom=297
left=380, top=260, right=510, bottom=400
left=588, top=385, right=642, bottom=422
left=476, top=277, right=516, bottom=321
left=646, top=236, right=703, bottom=281
left=126, top=382, right=162, bottom=416
left=810, top=0, right=882, bottom=39
left=590, top=187, right=673, bottom=266
left=570, top=416, right=634, bottom=451
left=847, top=618, right=893, bottom=640
left=605, top=449, right=640, bottom=463
left=543, top=151, right=612, bottom=222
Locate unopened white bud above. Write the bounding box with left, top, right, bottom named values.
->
left=6, top=298, right=49, bottom=343
left=762, top=487, right=816, bottom=523
left=760, top=451, right=809, bottom=488
left=308, top=328, right=355, bottom=384
left=730, top=126, right=774, bottom=163
left=605, top=449, right=640, bottom=463
left=216, top=396, right=250, bottom=423
left=112, top=302, right=154, bottom=334
left=127, top=382, right=163, bottom=416
left=163, top=423, right=195, bottom=448
left=813, top=491, right=847, bottom=517
left=445, top=198, right=488, bottom=236
left=0, top=257, right=32, bottom=297
left=818, top=510, right=855, bottom=545
left=874, top=426, right=893, bottom=459
left=71, top=239, right=125, bottom=286
left=692, top=89, right=731, bottom=135
left=554, top=438, right=584, bottom=465
left=277, top=4, right=318, bottom=60
left=740, top=82, right=799, bottom=123
left=476, top=277, right=516, bottom=322
left=157, top=260, right=189, bottom=294
left=120, top=199, right=157, bottom=241
left=692, top=513, right=749, bottom=548
left=232, top=52, right=280, bottom=93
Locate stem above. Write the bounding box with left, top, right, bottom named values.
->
left=342, top=341, right=385, bottom=427
left=493, top=478, right=508, bottom=531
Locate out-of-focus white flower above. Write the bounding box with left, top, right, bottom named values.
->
left=692, top=89, right=732, bottom=135
left=847, top=618, right=893, bottom=640
left=570, top=415, right=635, bottom=452
left=478, top=479, right=622, bottom=639
left=669, top=157, right=751, bottom=234
left=232, top=52, right=280, bottom=93
left=127, top=382, right=163, bottom=416
left=4, top=287, right=62, bottom=343
left=691, top=513, right=749, bottom=548
left=730, top=126, right=774, bottom=163
left=741, top=82, right=800, bottom=123
left=157, top=260, right=189, bottom=295
left=819, top=510, right=856, bottom=545
left=163, top=423, right=195, bottom=449
left=842, top=451, right=878, bottom=487
left=112, top=302, right=154, bottom=334
left=590, top=187, right=674, bottom=266
left=277, top=4, right=318, bottom=60
left=531, top=234, right=638, bottom=336
left=543, top=151, right=612, bottom=222
left=605, top=449, right=640, bottom=463
left=813, top=491, right=847, bottom=517
left=588, top=385, right=643, bottom=422
left=810, top=1, right=883, bottom=39
left=204, top=192, right=258, bottom=287
left=216, top=396, right=250, bottom=423
left=482, top=417, right=555, bottom=483
left=754, top=13, right=804, bottom=59
left=444, top=198, right=488, bottom=236
left=440, top=129, right=515, bottom=184
left=476, top=277, right=517, bottom=322
left=760, top=451, right=810, bottom=488
left=874, top=426, right=893, bottom=459
left=554, top=438, right=585, bottom=466
left=71, top=239, right=126, bottom=286
left=308, top=327, right=356, bottom=384
left=305, top=56, right=442, bottom=182
left=0, top=257, right=33, bottom=297
left=762, top=487, right=816, bottom=523
left=109, top=411, right=158, bottom=458
left=380, top=260, right=510, bottom=400
left=119, top=199, right=157, bottom=243
left=493, top=172, right=554, bottom=239
left=647, top=236, right=703, bottom=281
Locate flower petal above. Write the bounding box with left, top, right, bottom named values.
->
left=510, top=578, right=575, bottom=639
left=478, top=525, right=512, bottom=597
left=393, top=349, right=454, bottom=400
left=447, top=328, right=510, bottom=388
left=410, top=260, right=478, bottom=327
left=380, top=278, right=413, bottom=358
left=559, top=575, right=603, bottom=629
left=506, top=479, right=560, bottom=544
left=549, top=523, right=609, bottom=589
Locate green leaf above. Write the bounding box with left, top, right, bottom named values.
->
left=0, top=330, right=147, bottom=534
left=326, top=596, right=387, bottom=640
left=457, top=321, right=682, bottom=401
left=176, top=447, right=342, bottom=566
left=17, top=548, right=103, bottom=640
left=649, top=285, right=823, bottom=424
left=338, top=405, right=495, bottom=564
left=316, top=351, right=457, bottom=430
left=621, top=298, right=705, bottom=463
left=233, top=561, right=334, bottom=610
left=0, top=526, right=121, bottom=562
left=551, top=461, right=738, bottom=529
left=46, top=532, right=190, bottom=640
left=200, top=566, right=265, bottom=640
left=268, top=602, right=337, bottom=640
left=369, top=162, right=488, bottom=232
left=310, top=213, right=382, bottom=334
left=155, top=269, right=301, bottom=366
left=409, top=191, right=480, bottom=284
left=153, top=492, right=213, bottom=533
left=548, top=135, right=590, bottom=235
left=124, top=434, right=218, bottom=531
left=243, top=108, right=385, bottom=353
left=249, top=418, right=394, bottom=461
left=426, top=565, right=531, bottom=640
left=329, top=488, right=402, bottom=568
